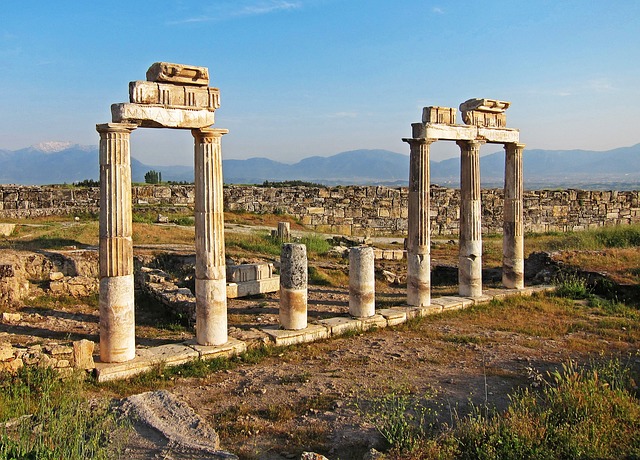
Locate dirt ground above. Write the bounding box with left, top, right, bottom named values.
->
left=3, top=270, right=638, bottom=460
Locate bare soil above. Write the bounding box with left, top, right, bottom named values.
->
left=3, top=268, right=639, bottom=460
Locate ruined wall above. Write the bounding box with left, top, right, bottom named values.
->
left=0, top=185, right=638, bottom=236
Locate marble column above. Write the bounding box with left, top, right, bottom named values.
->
left=97, top=122, right=137, bottom=363
left=280, top=243, right=308, bottom=330
left=192, top=128, right=229, bottom=346
left=503, top=143, right=525, bottom=289
left=349, top=246, right=375, bottom=318
left=457, top=140, right=484, bottom=297
left=403, top=133, right=434, bottom=306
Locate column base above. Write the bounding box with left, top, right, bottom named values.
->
left=99, top=275, right=135, bottom=363
left=195, top=278, right=228, bottom=346
left=280, top=287, right=308, bottom=330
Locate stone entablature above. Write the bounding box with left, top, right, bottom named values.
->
left=111, top=61, right=220, bottom=129
left=1, top=185, right=639, bottom=235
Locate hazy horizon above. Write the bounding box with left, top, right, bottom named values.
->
left=1, top=2, right=638, bottom=166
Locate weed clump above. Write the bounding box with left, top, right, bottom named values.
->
left=0, top=366, right=125, bottom=459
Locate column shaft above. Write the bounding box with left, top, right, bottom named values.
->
left=458, top=140, right=483, bottom=297
left=349, top=246, right=375, bottom=317
left=405, top=138, right=433, bottom=306
left=280, top=243, right=308, bottom=330
left=503, top=143, right=525, bottom=288
left=193, top=128, right=229, bottom=345
left=97, top=122, right=137, bottom=363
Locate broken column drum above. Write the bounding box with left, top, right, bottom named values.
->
left=279, top=243, right=308, bottom=330
left=403, top=98, right=524, bottom=300
left=98, top=62, right=226, bottom=362
left=349, top=246, right=375, bottom=317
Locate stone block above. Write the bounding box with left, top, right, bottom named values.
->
left=227, top=263, right=273, bottom=283
left=95, top=344, right=199, bottom=382
left=431, top=296, right=466, bottom=310
left=1, top=312, right=21, bottom=323
left=463, top=294, right=493, bottom=305
left=262, top=324, right=329, bottom=347
left=0, top=343, right=14, bottom=361
left=187, top=337, right=247, bottom=360
left=422, top=106, right=457, bottom=125
left=318, top=317, right=363, bottom=336
left=377, top=308, right=407, bottom=326
left=129, top=80, right=220, bottom=111
left=73, top=339, right=95, bottom=370
left=111, top=103, right=216, bottom=129
left=146, top=62, right=209, bottom=86
left=226, top=277, right=280, bottom=298
left=0, top=223, right=15, bottom=236
left=360, top=314, right=387, bottom=331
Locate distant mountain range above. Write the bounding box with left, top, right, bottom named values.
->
left=1, top=143, right=639, bottom=190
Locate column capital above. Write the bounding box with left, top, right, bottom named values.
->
left=504, top=142, right=526, bottom=151
left=402, top=137, right=436, bottom=145
left=192, top=127, right=229, bottom=142
left=96, top=122, right=138, bottom=134
left=456, top=139, right=485, bottom=149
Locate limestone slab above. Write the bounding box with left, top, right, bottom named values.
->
left=129, top=81, right=220, bottom=110
left=377, top=308, right=407, bottom=326
left=187, top=338, right=246, bottom=360
left=390, top=306, right=423, bottom=320
left=483, top=288, right=512, bottom=300
left=421, top=124, right=477, bottom=141
left=111, top=103, right=215, bottom=129
left=477, top=127, right=520, bottom=144
left=463, top=294, right=494, bottom=305
left=360, top=314, right=387, bottom=331
left=318, top=317, right=363, bottom=336
left=262, top=324, right=329, bottom=347
left=227, top=277, right=280, bottom=298
left=431, top=296, right=471, bottom=311
left=95, top=344, right=199, bottom=382
left=418, top=304, right=445, bottom=316
left=0, top=223, right=15, bottom=236
left=146, top=62, right=209, bottom=86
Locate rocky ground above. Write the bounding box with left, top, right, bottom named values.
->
left=2, top=230, right=639, bottom=459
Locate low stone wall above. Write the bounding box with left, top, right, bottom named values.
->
left=0, top=185, right=638, bottom=236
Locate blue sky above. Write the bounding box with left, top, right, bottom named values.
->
left=0, top=1, right=638, bottom=165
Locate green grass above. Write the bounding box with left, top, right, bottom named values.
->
left=529, top=223, right=640, bottom=252
left=361, top=359, right=640, bottom=459
left=0, top=367, right=125, bottom=459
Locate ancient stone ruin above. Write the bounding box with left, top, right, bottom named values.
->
left=98, top=62, right=228, bottom=362
left=403, top=98, right=524, bottom=305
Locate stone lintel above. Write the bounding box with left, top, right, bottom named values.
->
left=129, top=80, right=220, bottom=111
left=421, top=123, right=477, bottom=141
left=111, top=103, right=215, bottom=129
left=477, top=127, right=520, bottom=143
left=146, top=62, right=209, bottom=86
left=406, top=124, right=519, bottom=143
